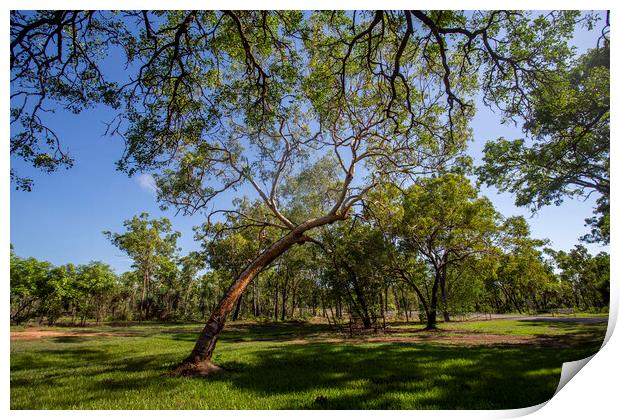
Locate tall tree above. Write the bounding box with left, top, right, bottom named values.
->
left=394, top=174, right=500, bottom=328
left=104, top=213, right=180, bottom=320
left=318, top=220, right=390, bottom=329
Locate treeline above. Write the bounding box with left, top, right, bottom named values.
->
left=10, top=175, right=609, bottom=328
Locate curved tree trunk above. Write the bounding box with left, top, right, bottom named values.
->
left=174, top=213, right=343, bottom=375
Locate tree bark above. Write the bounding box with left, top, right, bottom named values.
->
left=426, top=269, right=441, bottom=329
left=439, top=264, right=450, bottom=322
left=280, top=276, right=288, bottom=321
left=274, top=279, right=279, bottom=321
left=140, top=267, right=149, bottom=321
left=232, top=292, right=243, bottom=321
left=175, top=213, right=343, bottom=374
left=252, top=281, right=259, bottom=317
left=401, top=288, right=409, bottom=323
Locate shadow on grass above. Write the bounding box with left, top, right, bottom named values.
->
left=516, top=319, right=608, bottom=330
left=10, top=319, right=607, bottom=409
left=205, top=340, right=600, bottom=409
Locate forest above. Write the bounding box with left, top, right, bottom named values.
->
left=10, top=191, right=610, bottom=329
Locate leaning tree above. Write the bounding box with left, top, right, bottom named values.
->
left=11, top=10, right=587, bottom=373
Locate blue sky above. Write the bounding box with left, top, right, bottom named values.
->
left=10, top=12, right=609, bottom=274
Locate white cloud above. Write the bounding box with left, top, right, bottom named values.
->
left=136, top=173, right=158, bottom=194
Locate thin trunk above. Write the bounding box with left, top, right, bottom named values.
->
left=140, top=268, right=149, bottom=321
left=183, top=280, right=194, bottom=319
left=384, top=288, right=389, bottom=317
left=401, top=288, right=409, bottom=323
left=281, top=278, right=287, bottom=321
left=274, top=280, right=279, bottom=321
left=252, top=281, right=258, bottom=317
left=232, top=292, right=243, bottom=321
left=440, top=264, right=450, bottom=322
left=290, top=283, right=297, bottom=319
left=392, top=287, right=401, bottom=316
left=379, top=289, right=386, bottom=330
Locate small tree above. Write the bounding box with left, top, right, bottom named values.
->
left=71, top=262, right=118, bottom=325
left=104, top=213, right=180, bottom=320
left=388, top=174, right=500, bottom=328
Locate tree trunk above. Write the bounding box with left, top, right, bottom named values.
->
left=392, top=287, right=401, bottom=316
left=183, top=279, right=194, bottom=319
left=252, top=281, right=258, bottom=317
left=140, top=268, right=149, bottom=321
left=232, top=292, right=243, bottom=321
left=426, top=269, right=441, bottom=329
left=274, top=279, right=279, bottom=321
left=439, top=265, right=450, bottom=322
left=290, top=283, right=297, bottom=319
left=401, top=288, right=409, bottom=323
left=281, top=279, right=287, bottom=321
left=384, top=288, right=389, bottom=318
left=427, top=308, right=437, bottom=329
left=379, top=289, right=386, bottom=330
left=175, top=213, right=343, bottom=374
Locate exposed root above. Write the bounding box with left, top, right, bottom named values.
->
left=168, top=360, right=225, bottom=377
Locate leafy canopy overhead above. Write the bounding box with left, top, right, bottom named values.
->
left=11, top=10, right=586, bottom=235
left=478, top=45, right=610, bottom=244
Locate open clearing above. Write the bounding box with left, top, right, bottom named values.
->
left=10, top=316, right=608, bottom=409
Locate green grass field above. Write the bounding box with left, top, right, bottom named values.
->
left=10, top=318, right=607, bottom=409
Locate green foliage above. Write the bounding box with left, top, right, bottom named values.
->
left=104, top=213, right=181, bottom=320
left=478, top=46, right=610, bottom=244
left=10, top=250, right=119, bottom=325
left=548, top=246, right=610, bottom=310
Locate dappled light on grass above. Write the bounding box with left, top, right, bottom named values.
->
left=10, top=318, right=606, bottom=409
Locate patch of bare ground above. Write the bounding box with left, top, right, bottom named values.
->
left=10, top=329, right=137, bottom=341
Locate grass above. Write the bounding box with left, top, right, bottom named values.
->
left=10, top=317, right=608, bottom=410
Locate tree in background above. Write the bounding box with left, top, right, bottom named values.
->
left=393, top=174, right=501, bottom=328
left=10, top=247, right=120, bottom=326
left=104, top=213, right=180, bottom=320
left=70, top=262, right=118, bottom=325
left=177, top=252, right=207, bottom=320
left=10, top=247, right=52, bottom=325
left=483, top=217, right=556, bottom=313
left=318, top=221, right=391, bottom=329
left=549, top=246, right=610, bottom=310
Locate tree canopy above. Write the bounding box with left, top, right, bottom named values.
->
left=478, top=45, right=610, bottom=244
